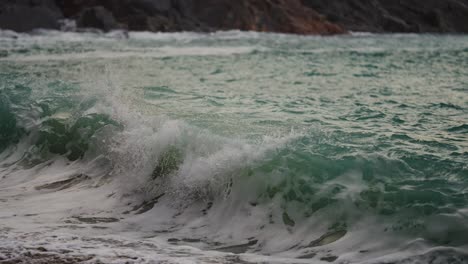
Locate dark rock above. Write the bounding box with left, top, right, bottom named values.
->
left=172, top=0, right=194, bottom=17
left=0, top=0, right=63, bottom=32
left=189, top=0, right=344, bottom=34
left=381, top=15, right=413, bottom=32
left=76, top=6, right=120, bottom=31
left=125, top=13, right=150, bottom=31
left=301, top=0, right=468, bottom=33
left=132, top=0, right=172, bottom=14
left=2, top=0, right=468, bottom=34
left=55, top=0, right=344, bottom=34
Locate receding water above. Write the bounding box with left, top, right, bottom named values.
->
left=0, top=30, right=467, bottom=263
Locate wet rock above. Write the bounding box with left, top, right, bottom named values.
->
left=301, top=0, right=468, bottom=33
left=0, top=0, right=63, bottom=32
left=190, top=0, right=344, bottom=34
left=54, top=0, right=344, bottom=34
left=132, top=0, right=172, bottom=14
left=76, top=6, right=120, bottom=31
left=382, top=15, right=414, bottom=32
left=3, top=0, right=468, bottom=34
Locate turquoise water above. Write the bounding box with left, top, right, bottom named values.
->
left=0, top=31, right=467, bottom=263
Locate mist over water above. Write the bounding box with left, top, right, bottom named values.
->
left=0, top=30, right=467, bottom=263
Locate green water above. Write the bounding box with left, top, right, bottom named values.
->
left=1, top=32, right=468, bottom=260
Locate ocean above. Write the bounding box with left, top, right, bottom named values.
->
left=0, top=30, right=467, bottom=263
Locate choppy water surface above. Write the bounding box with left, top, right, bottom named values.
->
left=0, top=30, right=467, bottom=263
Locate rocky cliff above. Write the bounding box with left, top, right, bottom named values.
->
left=302, top=0, right=468, bottom=33
left=55, top=0, right=344, bottom=34
left=1, top=0, right=468, bottom=34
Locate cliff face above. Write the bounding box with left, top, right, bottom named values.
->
left=1, top=0, right=468, bottom=34
left=0, top=0, right=63, bottom=32
left=188, top=0, right=343, bottom=34
left=55, top=0, right=344, bottom=34
left=302, top=0, right=468, bottom=33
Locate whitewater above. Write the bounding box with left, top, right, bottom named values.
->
left=0, top=30, right=467, bottom=264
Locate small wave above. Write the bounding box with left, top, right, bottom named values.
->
left=448, top=124, right=468, bottom=133
left=433, top=102, right=463, bottom=110
left=0, top=46, right=260, bottom=62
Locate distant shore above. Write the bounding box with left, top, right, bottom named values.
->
left=1, top=0, right=468, bottom=35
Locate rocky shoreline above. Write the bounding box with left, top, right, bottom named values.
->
left=1, top=0, right=468, bottom=35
